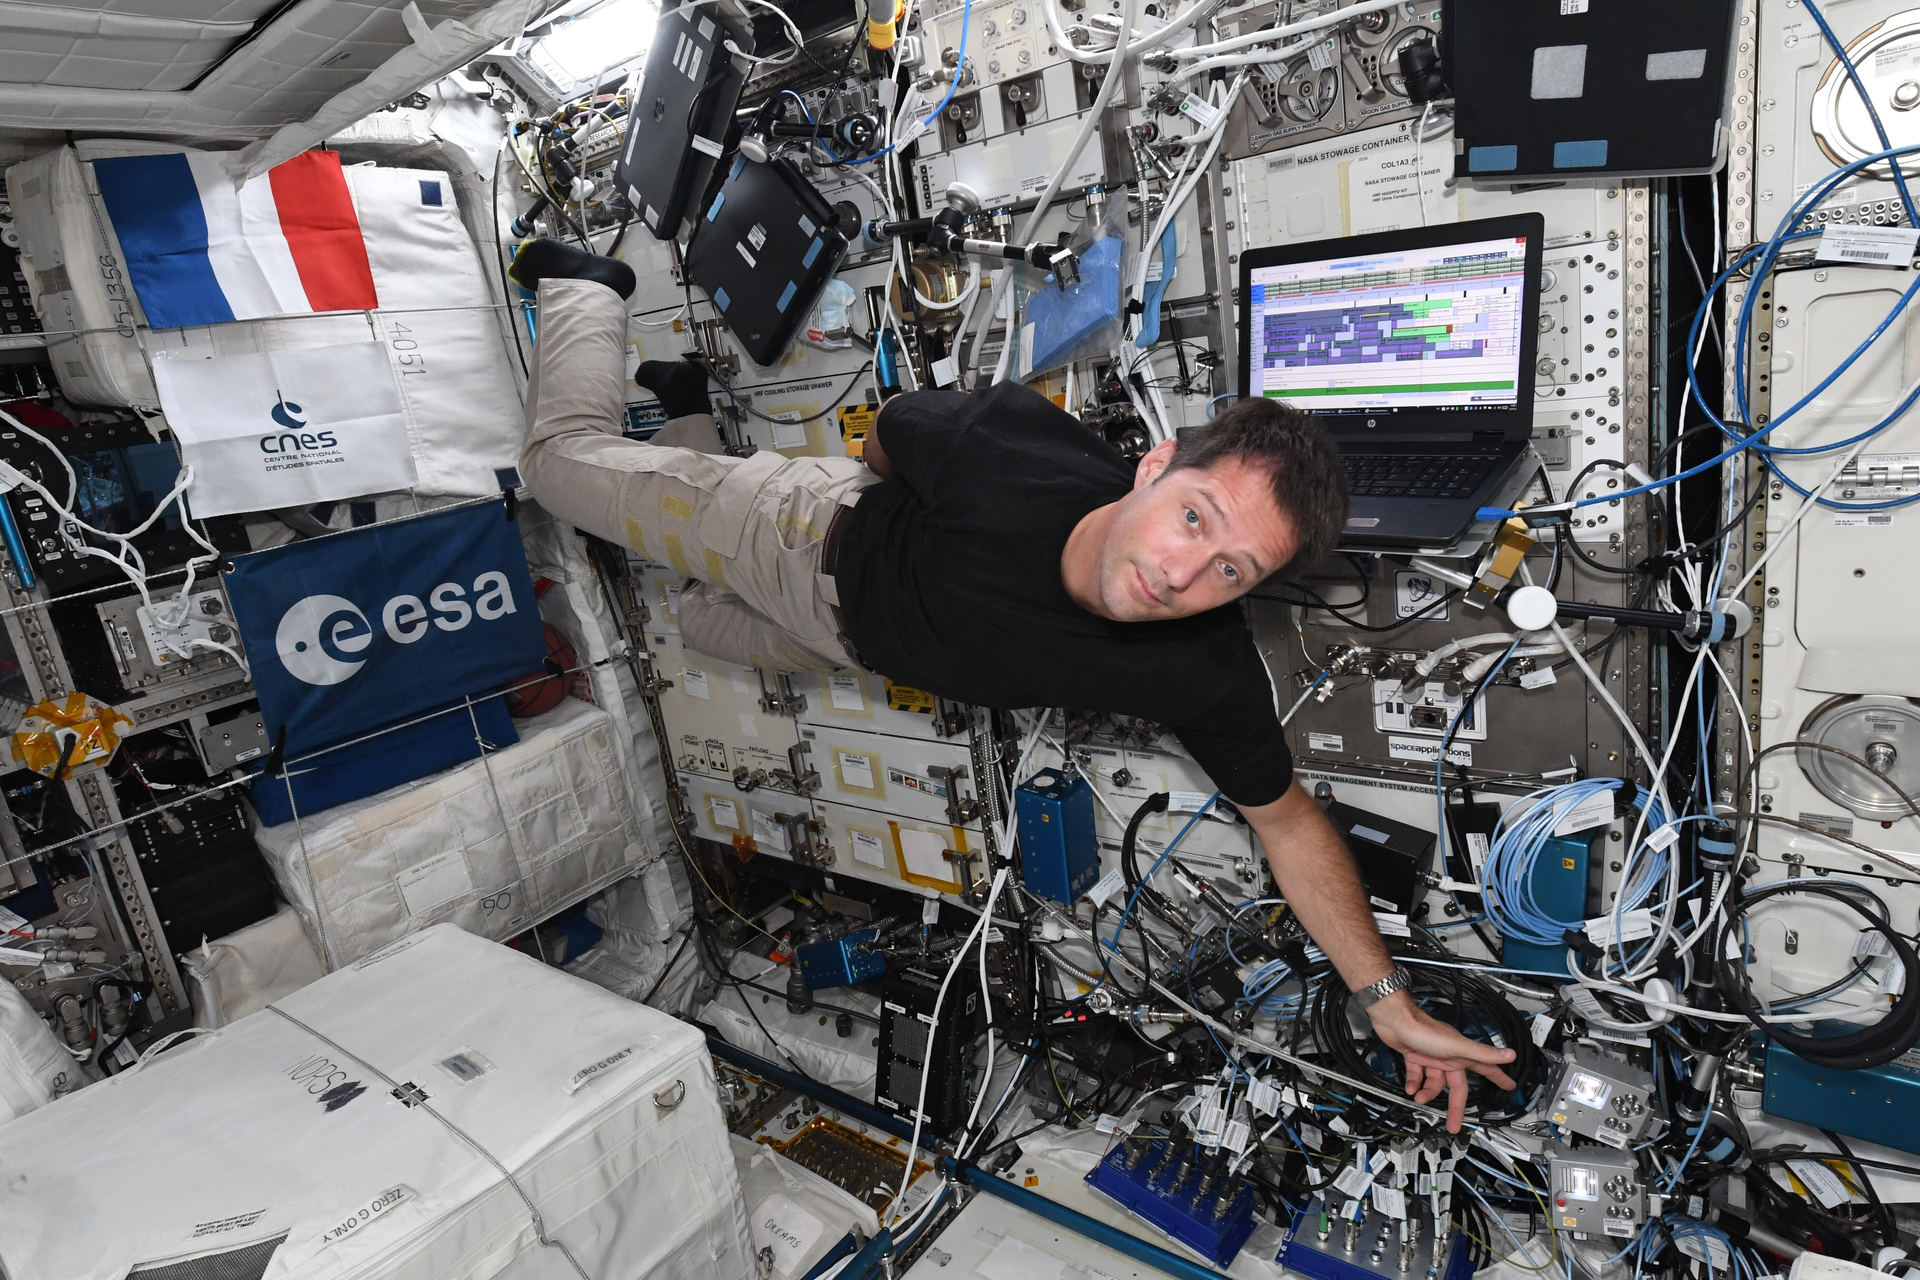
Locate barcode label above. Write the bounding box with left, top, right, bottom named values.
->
left=1833, top=513, right=1894, bottom=527
left=1816, top=224, right=1920, bottom=266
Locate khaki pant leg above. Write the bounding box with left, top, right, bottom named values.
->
left=679, top=582, right=845, bottom=671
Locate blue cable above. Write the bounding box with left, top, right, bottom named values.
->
left=1662, top=1096, right=1714, bottom=1191
left=1478, top=140, right=1920, bottom=523
left=1108, top=792, right=1218, bottom=947
left=1482, top=779, right=1673, bottom=952
left=1802, top=0, right=1918, bottom=225
left=836, top=0, right=974, bottom=166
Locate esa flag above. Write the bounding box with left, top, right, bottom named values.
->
left=93, top=149, right=379, bottom=330
left=150, top=342, right=417, bottom=517
left=224, top=501, right=546, bottom=755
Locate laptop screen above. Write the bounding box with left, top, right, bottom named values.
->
left=1244, top=232, right=1530, bottom=417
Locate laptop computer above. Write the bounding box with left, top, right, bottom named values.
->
left=1237, top=213, right=1546, bottom=550
left=617, top=2, right=753, bottom=242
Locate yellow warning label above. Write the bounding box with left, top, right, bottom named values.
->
left=885, top=680, right=935, bottom=713
left=839, top=402, right=878, bottom=442
left=1562, top=857, right=1577, bottom=870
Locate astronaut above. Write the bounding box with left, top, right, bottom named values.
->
left=510, top=238, right=1516, bottom=1130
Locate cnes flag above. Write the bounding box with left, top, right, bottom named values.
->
left=151, top=342, right=417, bottom=517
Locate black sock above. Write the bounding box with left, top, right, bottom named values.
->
left=507, top=237, right=637, bottom=300
left=636, top=358, right=712, bottom=418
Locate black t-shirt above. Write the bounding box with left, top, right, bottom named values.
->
left=834, top=382, right=1294, bottom=807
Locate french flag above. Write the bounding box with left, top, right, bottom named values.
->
left=93, top=149, right=379, bottom=331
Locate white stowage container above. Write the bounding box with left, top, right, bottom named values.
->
left=253, top=699, right=652, bottom=968
left=0, top=924, right=755, bottom=1280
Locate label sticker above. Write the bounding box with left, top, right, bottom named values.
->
left=1798, top=811, right=1855, bottom=839
left=1559, top=0, right=1588, bottom=11
left=1372, top=1184, right=1408, bottom=1219
left=1306, top=38, right=1335, bottom=70
left=1584, top=908, right=1655, bottom=946
left=1465, top=832, right=1492, bottom=876
left=1555, top=787, right=1616, bottom=837
left=1520, top=667, right=1558, bottom=690
left=320, top=1185, right=414, bottom=1246
left=1223, top=1118, right=1252, bottom=1154
left=837, top=751, right=877, bottom=790
left=768, top=410, right=809, bottom=450
left=1178, top=93, right=1221, bottom=127
left=885, top=681, right=936, bottom=713
left=0, top=946, right=43, bottom=967
left=851, top=829, right=886, bottom=867
left=1248, top=1075, right=1282, bottom=1116
left=1833, top=512, right=1895, bottom=528
left=709, top=795, right=740, bottom=829
left=1332, top=1163, right=1375, bottom=1200
left=0, top=905, right=28, bottom=935
left=1373, top=912, right=1412, bottom=937
left=681, top=667, right=710, bottom=699
left=1785, top=1159, right=1852, bottom=1209
left=751, top=809, right=788, bottom=852
left=394, top=850, right=473, bottom=916
left=1853, top=930, right=1892, bottom=959
left=1307, top=732, right=1345, bottom=752
left=1087, top=867, right=1125, bottom=907
left=1644, top=824, right=1681, bottom=853
left=828, top=675, right=865, bottom=711
left=1814, top=224, right=1920, bottom=267
left=1167, top=790, right=1214, bottom=813
left=751, top=1192, right=828, bottom=1276
left=1394, top=569, right=1451, bottom=620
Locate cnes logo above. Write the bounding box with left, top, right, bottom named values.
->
left=275, top=571, right=521, bottom=686
left=262, top=391, right=338, bottom=454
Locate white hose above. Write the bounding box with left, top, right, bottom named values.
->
left=966, top=0, right=1137, bottom=384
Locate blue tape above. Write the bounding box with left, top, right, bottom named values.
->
left=1553, top=139, right=1609, bottom=168
left=801, top=236, right=823, bottom=268
left=706, top=192, right=725, bottom=221
left=776, top=280, right=798, bottom=313
left=1467, top=145, right=1518, bottom=172
left=713, top=287, right=731, bottom=312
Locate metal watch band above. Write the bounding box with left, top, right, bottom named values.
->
left=1351, top=966, right=1413, bottom=1011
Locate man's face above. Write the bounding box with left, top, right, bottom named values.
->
left=1090, top=439, right=1299, bottom=621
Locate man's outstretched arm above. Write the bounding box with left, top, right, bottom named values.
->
left=1238, top=781, right=1517, bottom=1132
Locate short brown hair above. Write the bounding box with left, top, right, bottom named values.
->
left=1163, top=398, right=1348, bottom=579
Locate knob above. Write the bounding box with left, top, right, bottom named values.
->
left=1867, top=740, right=1898, bottom=773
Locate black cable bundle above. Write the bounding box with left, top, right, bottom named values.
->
left=1714, top=881, right=1920, bottom=1069
left=1308, top=950, right=1539, bottom=1123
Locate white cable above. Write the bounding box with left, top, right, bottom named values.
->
left=967, top=0, right=1136, bottom=384
left=1041, top=0, right=1209, bottom=64
left=1169, top=0, right=1402, bottom=61
left=884, top=865, right=1009, bottom=1227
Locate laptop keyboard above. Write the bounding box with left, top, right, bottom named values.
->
left=1342, top=452, right=1503, bottom=500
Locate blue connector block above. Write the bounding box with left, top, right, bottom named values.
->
left=1277, top=1201, right=1474, bottom=1280
left=1500, top=830, right=1597, bottom=976
left=1764, top=1044, right=1920, bottom=1157
left=1084, top=1137, right=1257, bottom=1266
left=1016, top=770, right=1099, bottom=904
left=797, top=928, right=884, bottom=990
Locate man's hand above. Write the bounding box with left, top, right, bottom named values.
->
left=1366, top=990, right=1518, bottom=1133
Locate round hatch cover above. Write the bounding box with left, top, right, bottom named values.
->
left=1796, top=693, right=1920, bottom=821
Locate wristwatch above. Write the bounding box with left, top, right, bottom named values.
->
left=1351, top=966, right=1414, bottom=1011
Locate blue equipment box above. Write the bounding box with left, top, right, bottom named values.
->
left=1015, top=770, right=1099, bottom=904
left=1084, top=1133, right=1257, bottom=1265
left=1764, top=1044, right=1920, bottom=1157
left=1501, top=829, right=1600, bottom=976
left=1278, top=1199, right=1475, bottom=1280
left=797, top=928, right=885, bottom=990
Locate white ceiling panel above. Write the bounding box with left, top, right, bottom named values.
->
left=0, top=0, right=544, bottom=139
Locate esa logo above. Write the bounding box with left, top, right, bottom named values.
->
left=261, top=392, right=338, bottom=454
left=275, top=573, right=521, bottom=686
